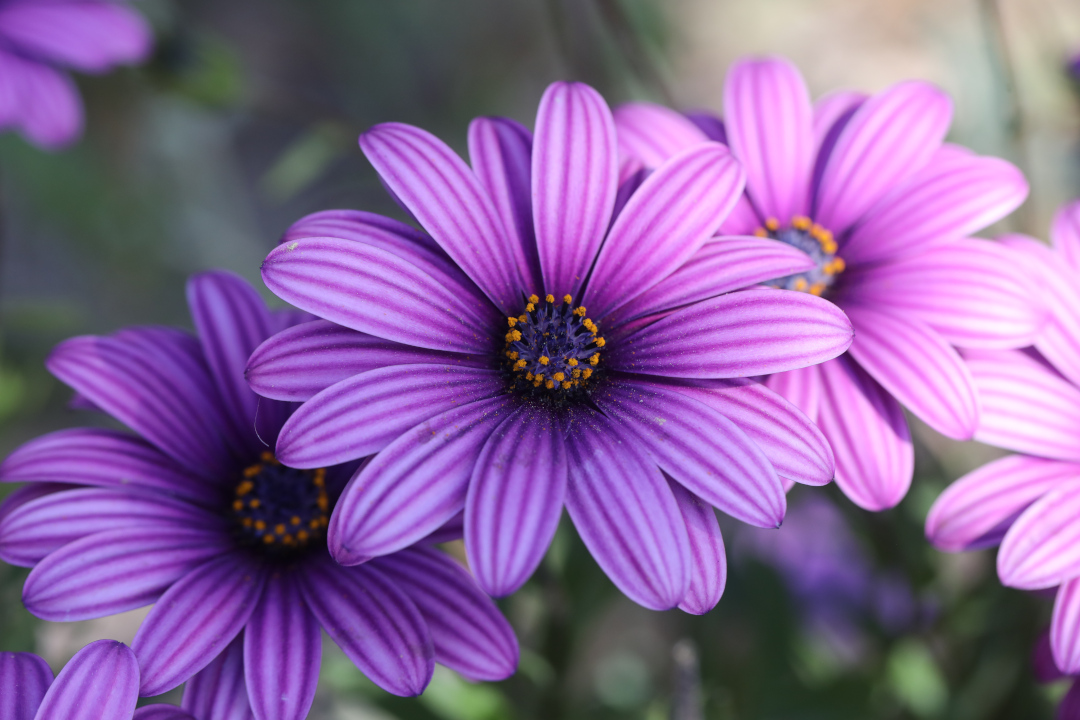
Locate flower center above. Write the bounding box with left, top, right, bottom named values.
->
left=756, top=216, right=845, bottom=295
left=231, top=452, right=329, bottom=553
left=502, top=293, right=603, bottom=404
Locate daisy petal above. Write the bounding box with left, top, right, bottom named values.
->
left=998, top=484, right=1080, bottom=590
left=613, top=101, right=710, bottom=168
left=0, top=51, right=82, bottom=150
left=181, top=637, right=253, bottom=720
left=724, top=56, right=814, bottom=222
left=275, top=365, right=504, bottom=468
left=0, top=652, right=52, bottom=720
left=301, top=559, right=433, bottom=697
left=533, top=82, right=618, bottom=298
left=1053, top=578, right=1080, bottom=675
left=34, top=640, right=138, bottom=720
left=360, top=122, right=527, bottom=312
left=563, top=409, right=690, bottom=610
left=766, top=365, right=822, bottom=423
left=329, top=396, right=512, bottom=564
left=816, top=356, right=913, bottom=510
left=669, top=482, right=727, bottom=615
left=611, top=288, right=852, bottom=378
left=0, top=1, right=151, bottom=72
left=814, top=81, right=951, bottom=233
left=262, top=237, right=498, bottom=354
left=133, top=707, right=197, bottom=720
left=926, top=455, right=1080, bottom=552
left=1051, top=200, right=1080, bottom=273
left=134, top=555, right=268, bottom=696
left=373, top=547, right=519, bottom=681
left=245, top=574, right=320, bottom=720
left=465, top=407, right=567, bottom=597
left=585, top=142, right=746, bottom=318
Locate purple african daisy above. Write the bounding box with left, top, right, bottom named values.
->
left=925, top=199, right=1080, bottom=692
left=0, top=0, right=152, bottom=150
left=249, top=80, right=854, bottom=612
left=615, top=55, right=1039, bottom=510
left=0, top=270, right=518, bottom=715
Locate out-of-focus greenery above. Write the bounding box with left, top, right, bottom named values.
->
left=1, top=1, right=1079, bottom=718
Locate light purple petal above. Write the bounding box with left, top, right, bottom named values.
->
left=23, top=525, right=227, bottom=622
left=845, top=304, right=979, bottom=440
left=181, top=637, right=254, bottom=720
left=816, top=355, right=913, bottom=510
left=841, top=238, right=1044, bottom=349
left=926, top=455, right=1080, bottom=552
left=684, top=111, right=726, bottom=143
left=765, top=364, right=821, bottom=423
left=840, top=144, right=1028, bottom=264
left=1055, top=578, right=1080, bottom=675
left=262, top=237, right=499, bottom=354
left=812, top=90, right=867, bottom=153
left=276, top=364, right=504, bottom=468
left=329, top=396, right=513, bottom=564
left=246, top=319, right=487, bottom=402
left=0, top=652, right=52, bottom=720
left=718, top=193, right=763, bottom=236
left=532, top=81, right=619, bottom=298
left=133, top=555, right=268, bottom=696
left=813, top=81, right=952, bottom=234
left=300, top=558, right=433, bottom=697
left=723, top=56, right=813, bottom=222
left=0, top=482, right=77, bottom=523
left=0, top=428, right=219, bottom=504
left=669, top=482, right=727, bottom=615
left=244, top=574, right=320, bottom=720
left=613, top=101, right=710, bottom=168
left=33, top=640, right=138, bottom=720
left=0, top=0, right=151, bottom=72
left=46, top=330, right=235, bottom=478
left=610, top=287, right=853, bottom=378
left=1051, top=200, right=1080, bottom=273
left=966, top=349, right=1080, bottom=462
left=465, top=406, right=567, bottom=596
left=595, top=378, right=785, bottom=527
left=134, top=706, right=197, bottom=720
left=467, top=116, right=541, bottom=288
left=563, top=409, right=690, bottom=610
left=998, top=483, right=1080, bottom=590
left=187, top=271, right=285, bottom=454
left=360, top=122, right=527, bottom=312
left=673, top=377, right=834, bottom=486
left=584, top=142, right=746, bottom=319
left=373, top=547, right=519, bottom=681
left=0, top=49, right=82, bottom=150
left=610, top=236, right=815, bottom=326
left=0, top=487, right=214, bottom=567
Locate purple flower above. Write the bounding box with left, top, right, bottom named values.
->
left=1, top=640, right=145, bottom=720
left=925, top=199, right=1080, bottom=683
left=0, top=0, right=152, bottom=150
left=0, top=270, right=518, bottom=714
left=249, top=80, right=853, bottom=612
left=1069, top=53, right=1080, bottom=83
left=615, top=55, right=1039, bottom=510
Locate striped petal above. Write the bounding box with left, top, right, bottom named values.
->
left=0, top=50, right=82, bottom=150
left=812, top=90, right=867, bottom=155
left=845, top=304, right=978, bottom=439
left=723, top=56, right=814, bottom=222
left=301, top=559, right=433, bottom=697
left=329, top=396, right=513, bottom=564
left=766, top=364, right=821, bottom=423
left=133, top=555, right=268, bottom=696
left=1054, top=578, right=1080, bottom=674
left=1051, top=199, right=1080, bottom=273
left=610, top=288, right=852, bottom=378
left=814, top=81, right=952, bottom=233
left=816, top=355, right=913, bottom=510
left=532, top=82, right=619, bottom=298
left=465, top=407, right=567, bottom=597
left=181, top=637, right=253, bottom=720
left=275, top=365, right=503, bottom=468
left=0, top=1, right=151, bottom=72
left=613, top=101, right=710, bottom=168
left=669, top=482, right=727, bottom=615
left=563, top=409, right=690, bottom=610
left=373, top=547, right=519, bottom=681
left=841, top=147, right=1028, bottom=265
left=926, top=455, right=1080, bottom=552
left=0, top=652, right=52, bottom=720
left=966, top=349, right=1080, bottom=462
left=34, top=641, right=138, bottom=720
left=244, top=574, right=320, bottom=720
left=584, top=142, right=746, bottom=318
left=134, top=707, right=197, bottom=720
left=998, top=483, right=1080, bottom=590
left=360, top=122, right=528, bottom=312
left=262, top=237, right=498, bottom=354
left=595, top=378, right=785, bottom=527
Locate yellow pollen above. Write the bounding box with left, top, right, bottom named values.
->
left=809, top=283, right=825, bottom=296
left=507, top=351, right=519, bottom=360
left=297, top=530, right=309, bottom=542
left=567, top=358, right=579, bottom=367
left=832, top=257, right=846, bottom=272
left=282, top=535, right=295, bottom=545
left=263, top=535, right=274, bottom=545
left=582, top=368, right=593, bottom=379
left=589, top=354, right=599, bottom=365
left=275, top=523, right=286, bottom=535
left=317, top=495, right=328, bottom=511
left=539, top=356, right=549, bottom=365
left=249, top=498, right=261, bottom=509
left=545, top=294, right=555, bottom=303
left=545, top=379, right=554, bottom=389
left=526, top=303, right=535, bottom=312
left=793, top=277, right=808, bottom=292
left=574, top=306, right=587, bottom=316
left=528, top=294, right=539, bottom=303
left=511, top=330, right=522, bottom=341
left=518, top=314, right=528, bottom=323
left=232, top=499, right=244, bottom=511
left=261, top=451, right=276, bottom=463
left=553, top=372, right=565, bottom=382
left=563, top=294, right=572, bottom=304
left=594, top=337, right=606, bottom=348
left=243, top=465, right=261, bottom=478
left=242, top=517, right=253, bottom=528
left=515, top=359, right=527, bottom=370
left=525, top=372, right=534, bottom=381
left=753, top=228, right=768, bottom=238
left=236, top=480, right=254, bottom=495
left=309, top=519, right=320, bottom=529
left=291, top=516, right=301, bottom=526
left=533, top=378, right=542, bottom=387
left=562, top=381, right=572, bottom=389
left=572, top=369, right=582, bottom=378
left=765, top=217, right=780, bottom=231
left=535, top=373, right=544, bottom=382
left=792, top=215, right=812, bottom=230
left=313, top=474, right=325, bottom=488
left=254, top=520, right=266, bottom=531
left=507, top=317, right=517, bottom=327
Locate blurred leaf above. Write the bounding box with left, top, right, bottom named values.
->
left=261, top=122, right=353, bottom=202
left=419, top=667, right=512, bottom=720
left=887, top=640, right=948, bottom=717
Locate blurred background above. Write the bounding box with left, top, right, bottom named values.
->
left=2, top=0, right=1080, bottom=717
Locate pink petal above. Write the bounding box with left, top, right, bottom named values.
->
left=1051, top=200, right=1080, bottom=273
left=669, top=482, right=727, bottom=615
left=532, top=82, right=618, bottom=298
left=812, top=90, right=867, bottom=155
left=613, top=101, right=710, bottom=168
left=998, top=483, right=1080, bottom=590
left=723, top=56, right=814, bottom=222
left=1054, top=578, right=1080, bottom=674
left=813, top=81, right=952, bottom=234
left=766, top=364, right=821, bottom=423
left=0, top=50, right=82, bottom=150
left=34, top=640, right=138, bottom=720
